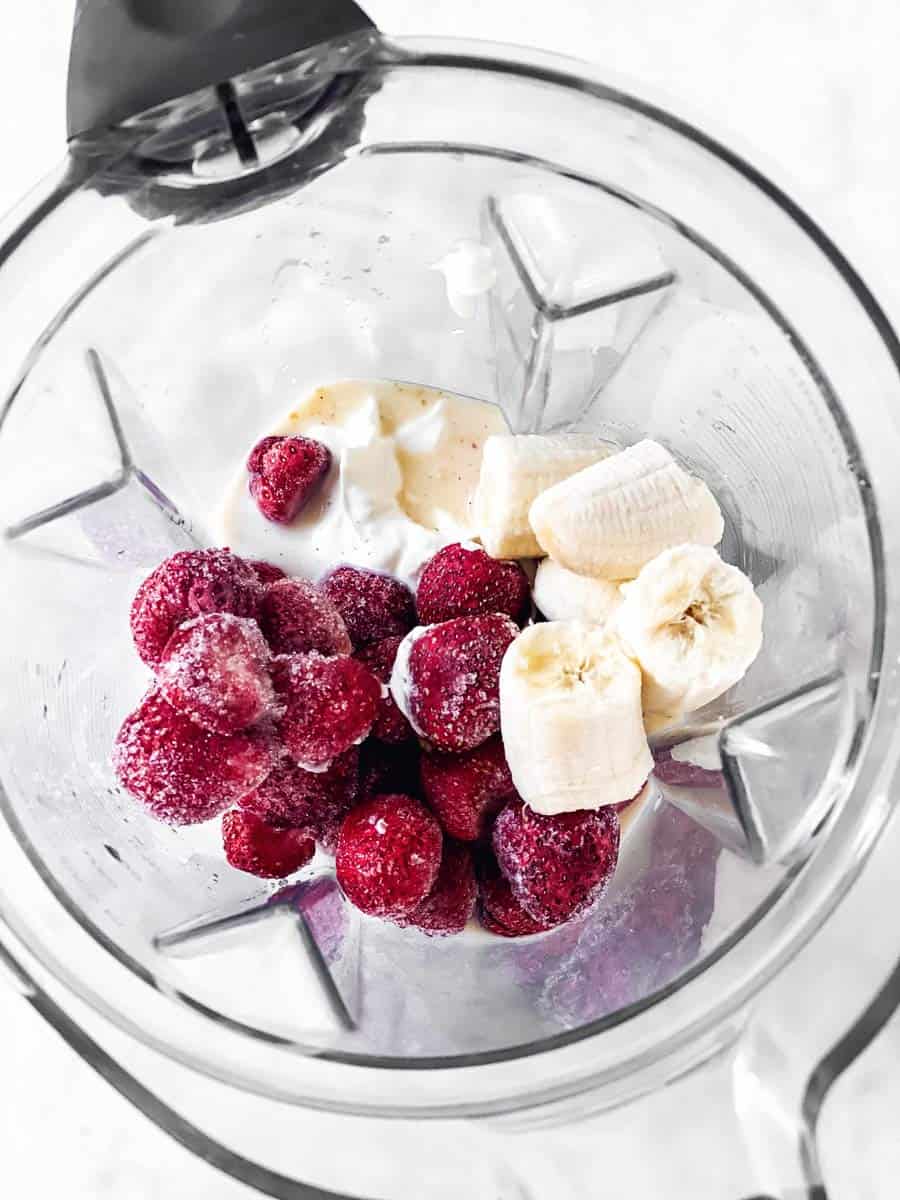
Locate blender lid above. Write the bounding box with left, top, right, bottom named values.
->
left=66, top=0, right=375, bottom=141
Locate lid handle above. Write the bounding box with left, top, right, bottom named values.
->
left=67, top=0, right=375, bottom=141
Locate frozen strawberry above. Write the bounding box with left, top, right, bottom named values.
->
left=247, top=436, right=281, bottom=475
left=396, top=841, right=476, bottom=936
left=492, top=800, right=620, bottom=927
left=258, top=578, right=352, bottom=657
left=421, top=737, right=517, bottom=842
left=320, top=565, right=416, bottom=648
left=336, top=793, right=443, bottom=917
left=157, top=613, right=276, bottom=734
left=476, top=853, right=553, bottom=937
left=354, top=636, right=413, bottom=743
left=248, top=559, right=286, bottom=586
left=359, top=740, right=422, bottom=802
left=400, top=614, right=518, bottom=752
left=247, top=435, right=332, bottom=524
left=274, top=652, right=381, bottom=769
left=130, top=549, right=262, bottom=667
left=113, top=688, right=276, bottom=825
left=222, top=809, right=315, bottom=879
left=417, top=542, right=531, bottom=626
left=240, top=748, right=359, bottom=849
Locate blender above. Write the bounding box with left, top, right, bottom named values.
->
left=0, top=2, right=899, bottom=1196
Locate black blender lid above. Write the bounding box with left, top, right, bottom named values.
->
left=66, top=0, right=375, bottom=141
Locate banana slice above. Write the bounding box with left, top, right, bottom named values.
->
left=472, top=433, right=616, bottom=559
left=529, top=439, right=724, bottom=579
left=533, top=558, right=624, bottom=625
left=615, top=544, right=763, bottom=721
left=500, top=621, right=652, bottom=814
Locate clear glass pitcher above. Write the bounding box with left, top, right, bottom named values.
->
left=1, top=17, right=899, bottom=1199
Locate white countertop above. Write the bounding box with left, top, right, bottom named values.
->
left=1, top=2, right=899, bottom=1196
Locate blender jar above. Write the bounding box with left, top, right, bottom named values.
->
left=0, top=8, right=899, bottom=1198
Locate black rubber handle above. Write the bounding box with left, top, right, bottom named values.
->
left=67, top=0, right=375, bottom=141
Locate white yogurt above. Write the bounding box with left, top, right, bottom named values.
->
left=214, top=379, right=506, bottom=585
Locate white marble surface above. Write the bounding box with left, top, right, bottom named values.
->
left=1, top=1, right=900, bottom=1196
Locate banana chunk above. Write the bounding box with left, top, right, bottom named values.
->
left=529, top=439, right=724, bottom=579
left=533, top=558, right=624, bottom=626
left=500, top=621, right=652, bottom=814
left=472, top=433, right=615, bottom=560
left=615, top=544, right=763, bottom=720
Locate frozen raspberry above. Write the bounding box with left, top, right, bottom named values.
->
left=401, top=614, right=518, bottom=752
left=476, top=853, right=553, bottom=937
left=492, top=800, right=620, bottom=927
left=417, top=543, right=531, bottom=626
left=157, top=613, right=276, bottom=734
left=421, top=737, right=517, bottom=842
left=336, top=794, right=443, bottom=917
left=258, top=578, right=352, bottom=656
left=359, top=740, right=422, bottom=801
left=247, top=435, right=332, bottom=524
left=354, top=637, right=413, bottom=743
left=222, top=809, right=315, bottom=879
left=320, top=565, right=416, bottom=648
left=274, top=652, right=381, bottom=769
left=248, top=559, right=286, bottom=586
left=396, top=842, right=476, bottom=936
left=130, top=549, right=262, bottom=667
left=113, top=688, right=276, bottom=825
left=240, top=748, right=359, bottom=850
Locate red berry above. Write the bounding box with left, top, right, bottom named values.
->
left=492, top=800, right=620, bottom=927
left=130, top=549, right=262, bottom=667
left=401, top=614, right=518, bottom=752
left=421, top=737, right=517, bottom=842
left=354, top=636, right=414, bottom=743
left=274, top=652, right=381, bottom=769
left=248, top=559, right=287, bottom=586
left=396, top=842, right=476, bottom=936
left=359, top=740, right=422, bottom=802
left=476, top=853, right=552, bottom=937
left=222, top=809, right=315, bottom=879
left=336, top=794, right=443, bottom=917
left=157, top=613, right=276, bottom=734
left=240, top=748, right=359, bottom=850
left=113, top=688, right=276, bottom=825
left=247, top=436, right=281, bottom=475
left=320, top=565, right=415, bottom=648
left=247, top=435, right=332, bottom=524
left=417, top=542, right=531, bottom=626
left=258, top=578, right=351, bottom=657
